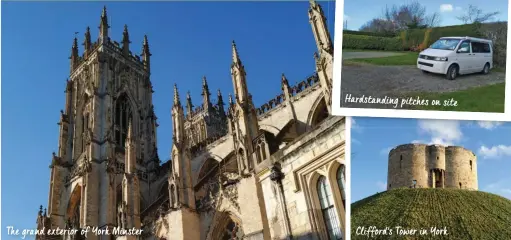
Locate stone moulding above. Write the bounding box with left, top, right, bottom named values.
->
left=291, top=141, right=344, bottom=193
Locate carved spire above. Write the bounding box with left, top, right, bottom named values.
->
left=172, top=85, right=185, bottom=144
left=228, top=93, right=234, bottom=106
left=308, top=0, right=333, bottom=54
left=309, top=0, right=318, bottom=8
left=281, top=73, right=291, bottom=98
left=70, top=37, right=79, bottom=72
left=232, top=40, right=242, bottom=66
left=38, top=205, right=43, bottom=216
left=173, top=84, right=181, bottom=107
left=217, top=89, right=224, bottom=106
left=142, top=35, right=151, bottom=73
left=99, top=6, right=109, bottom=41
left=230, top=41, right=249, bottom=104
left=281, top=73, right=290, bottom=87
left=202, top=76, right=211, bottom=109
left=83, top=26, right=92, bottom=55
left=217, top=89, right=225, bottom=117
left=202, top=76, right=210, bottom=96
left=186, top=91, right=193, bottom=116
left=122, top=24, right=131, bottom=56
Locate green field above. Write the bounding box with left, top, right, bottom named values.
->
left=345, top=51, right=419, bottom=65
left=411, top=83, right=505, bottom=112
left=352, top=188, right=511, bottom=240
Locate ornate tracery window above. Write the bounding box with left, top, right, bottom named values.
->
left=115, top=94, right=132, bottom=147
left=317, top=176, right=343, bottom=240
left=337, top=166, right=346, bottom=208
left=222, top=220, right=243, bottom=240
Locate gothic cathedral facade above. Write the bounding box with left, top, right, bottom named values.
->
left=36, top=1, right=346, bottom=240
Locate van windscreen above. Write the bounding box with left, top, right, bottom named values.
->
left=430, top=39, right=461, bottom=50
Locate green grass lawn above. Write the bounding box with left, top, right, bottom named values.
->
left=409, top=82, right=505, bottom=112
left=352, top=188, right=511, bottom=240
left=345, top=51, right=419, bottom=65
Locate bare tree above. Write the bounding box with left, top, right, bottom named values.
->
left=457, top=5, right=500, bottom=24
left=359, top=1, right=440, bottom=32
left=424, top=12, right=441, bottom=27
left=477, top=22, right=507, bottom=67
left=359, top=18, right=396, bottom=33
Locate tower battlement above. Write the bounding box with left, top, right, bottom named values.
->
left=387, top=143, right=478, bottom=190
left=69, top=7, right=151, bottom=76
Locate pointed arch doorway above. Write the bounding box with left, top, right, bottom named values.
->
left=209, top=212, right=244, bottom=240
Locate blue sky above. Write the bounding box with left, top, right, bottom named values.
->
left=351, top=117, right=511, bottom=203
left=343, top=0, right=509, bottom=30
left=1, top=1, right=335, bottom=239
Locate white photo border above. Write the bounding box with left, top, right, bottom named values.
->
left=331, top=0, right=511, bottom=122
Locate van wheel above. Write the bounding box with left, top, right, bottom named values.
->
left=482, top=63, right=490, bottom=74
left=446, top=65, right=458, bottom=80
left=422, top=70, right=428, bottom=74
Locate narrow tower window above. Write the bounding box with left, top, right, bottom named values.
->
left=336, top=165, right=346, bottom=208
left=115, top=94, right=132, bottom=147
left=470, top=160, right=473, bottom=171
left=317, top=176, right=342, bottom=239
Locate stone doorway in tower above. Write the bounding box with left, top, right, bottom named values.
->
left=430, top=169, right=445, bottom=188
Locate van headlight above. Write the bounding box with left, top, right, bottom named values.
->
left=434, top=57, right=448, bottom=61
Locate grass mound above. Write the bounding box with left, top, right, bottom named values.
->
left=351, top=188, right=511, bottom=239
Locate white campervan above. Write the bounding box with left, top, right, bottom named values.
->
left=417, top=36, right=493, bottom=80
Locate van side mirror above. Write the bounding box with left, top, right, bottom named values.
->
left=457, top=47, right=468, bottom=53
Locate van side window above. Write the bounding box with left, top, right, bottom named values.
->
left=482, top=43, right=491, bottom=53
left=471, top=41, right=491, bottom=53
left=458, top=41, right=470, bottom=53
left=471, top=42, right=481, bottom=53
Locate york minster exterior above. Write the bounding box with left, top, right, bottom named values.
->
left=36, top=1, right=345, bottom=240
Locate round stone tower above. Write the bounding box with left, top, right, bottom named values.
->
left=387, top=143, right=477, bottom=190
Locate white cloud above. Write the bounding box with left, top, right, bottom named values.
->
left=352, top=138, right=361, bottom=145
left=455, top=6, right=462, bottom=11
left=440, top=4, right=454, bottom=12
left=478, top=145, right=511, bottom=159
left=380, top=147, right=392, bottom=156
left=376, top=181, right=387, bottom=191
left=351, top=118, right=363, bottom=132
left=417, top=119, right=463, bottom=146
left=477, top=121, right=503, bottom=130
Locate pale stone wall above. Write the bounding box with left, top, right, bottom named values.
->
left=388, top=144, right=478, bottom=190
left=445, top=146, right=478, bottom=190
left=258, top=85, right=322, bottom=135
left=259, top=116, right=345, bottom=239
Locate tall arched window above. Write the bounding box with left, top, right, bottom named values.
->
left=311, top=98, right=329, bottom=127
left=336, top=166, right=346, bottom=208
left=115, top=94, right=132, bottom=147
left=170, top=184, right=176, bottom=208
left=255, top=145, right=262, bottom=164
left=317, top=176, right=342, bottom=240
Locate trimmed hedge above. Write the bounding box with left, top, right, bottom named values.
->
left=343, top=24, right=487, bottom=51
left=343, top=30, right=396, bottom=38
left=342, top=34, right=403, bottom=51
left=403, top=24, right=483, bottom=50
